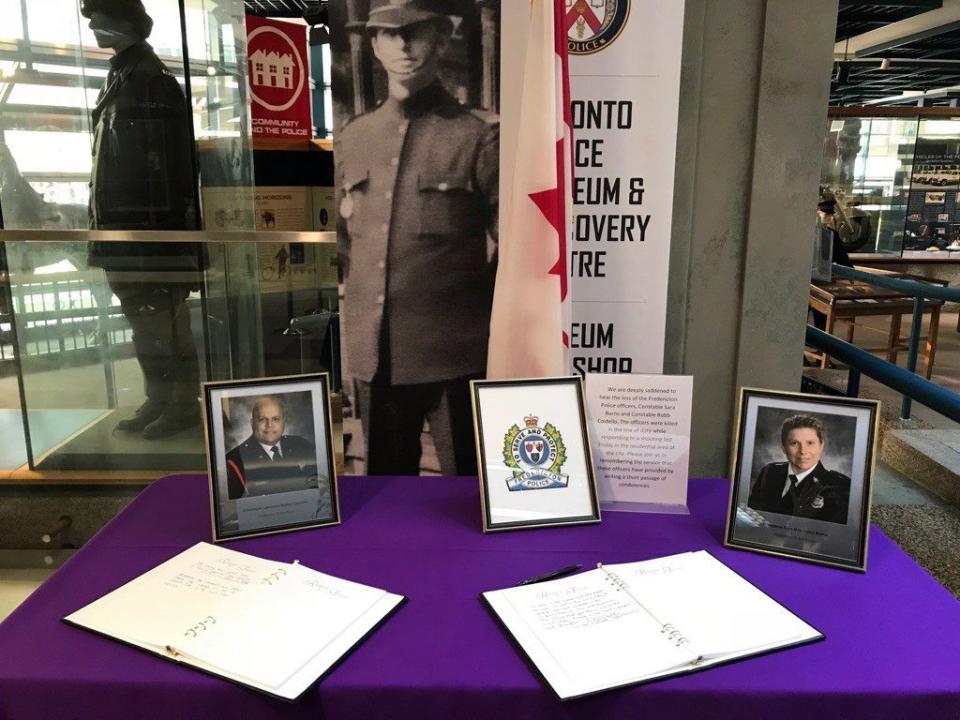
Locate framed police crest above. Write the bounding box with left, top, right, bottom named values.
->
left=724, top=388, right=879, bottom=572
left=202, top=373, right=340, bottom=542
left=471, top=377, right=601, bottom=532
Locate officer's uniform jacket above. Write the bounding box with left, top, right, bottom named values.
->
left=226, top=434, right=319, bottom=500
left=88, top=41, right=207, bottom=273
left=336, top=81, right=499, bottom=385
left=748, top=461, right=851, bottom=525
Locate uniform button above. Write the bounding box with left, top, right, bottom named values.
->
left=376, top=294, right=385, bottom=304
left=391, top=157, right=399, bottom=166
left=438, top=182, right=449, bottom=191
left=380, top=223, right=389, bottom=233
left=385, top=191, right=392, bottom=200
left=377, top=260, right=385, bottom=269
left=398, top=123, right=408, bottom=135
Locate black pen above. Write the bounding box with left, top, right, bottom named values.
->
left=517, top=564, right=582, bottom=586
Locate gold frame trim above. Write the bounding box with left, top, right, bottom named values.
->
left=470, top=376, right=601, bottom=533
left=201, top=372, right=342, bottom=543
left=723, top=386, right=880, bottom=573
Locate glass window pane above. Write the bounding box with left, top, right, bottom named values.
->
left=6, top=84, right=99, bottom=109
left=0, top=0, right=23, bottom=40
left=322, top=45, right=331, bottom=85
left=26, top=0, right=94, bottom=46
left=4, top=130, right=92, bottom=175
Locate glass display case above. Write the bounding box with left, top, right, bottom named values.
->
left=821, top=111, right=960, bottom=258
left=0, top=0, right=255, bottom=232
left=0, top=1, right=342, bottom=576
left=0, top=230, right=338, bottom=478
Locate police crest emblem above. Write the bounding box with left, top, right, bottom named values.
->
left=503, top=415, right=569, bottom=491
left=565, top=0, right=630, bottom=55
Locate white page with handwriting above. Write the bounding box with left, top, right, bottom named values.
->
left=484, top=567, right=697, bottom=698
left=605, top=551, right=819, bottom=660
left=171, top=563, right=390, bottom=689
left=65, top=543, right=405, bottom=700
left=64, top=543, right=290, bottom=650
left=484, top=551, right=822, bottom=699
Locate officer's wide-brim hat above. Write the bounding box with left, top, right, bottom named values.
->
left=80, top=0, right=154, bottom=39
left=366, top=0, right=457, bottom=29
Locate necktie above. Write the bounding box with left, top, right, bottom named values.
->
left=270, top=446, right=281, bottom=461
left=786, top=474, right=800, bottom=507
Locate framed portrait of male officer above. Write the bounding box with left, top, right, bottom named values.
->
left=330, top=0, right=500, bottom=477
left=724, top=388, right=879, bottom=572
left=203, top=374, right=340, bottom=541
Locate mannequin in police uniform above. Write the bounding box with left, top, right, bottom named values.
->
left=226, top=396, right=319, bottom=500
left=748, top=415, right=851, bottom=525
left=336, top=0, right=499, bottom=476
left=82, top=0, right=207, bottom=439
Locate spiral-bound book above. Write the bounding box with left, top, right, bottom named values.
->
left=482, top=550, right=822, bottom=700
left=64, top=542, right=405, bottom=702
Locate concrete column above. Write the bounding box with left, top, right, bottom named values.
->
left=665, top=0, right=838, bottom=475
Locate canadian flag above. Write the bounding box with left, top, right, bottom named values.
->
left=486, top=0, right=573, bottom=379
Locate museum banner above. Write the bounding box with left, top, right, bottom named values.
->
left=567, top=0, right=683, bottom=375
left=246, top=15, right=313, bottom=139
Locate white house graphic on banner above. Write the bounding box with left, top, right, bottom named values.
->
left=250, top=49, right=295, bottom=89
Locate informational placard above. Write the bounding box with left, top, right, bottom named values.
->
left=565, top=1, right=685, bottom=375
left=311, top=187, right=336, bottom=231
left=246, top=15, right=312, bottom=139
left=585, top=373, right=692, bottom=513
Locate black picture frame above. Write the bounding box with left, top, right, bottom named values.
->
left=724, top=387, right=879, bottom=572
left=203, top=373, right=340, bottom=542
left=471, top=376, right=601, bottom=532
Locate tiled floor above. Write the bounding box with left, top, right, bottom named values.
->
left=0, top=570, right=52, bottom=622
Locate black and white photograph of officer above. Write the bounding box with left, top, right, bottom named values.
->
left=332, top=0, right=500, bottom=477
left=748, top=412, right=853, bottom=525
left=225, top=394, right=322, bottom=500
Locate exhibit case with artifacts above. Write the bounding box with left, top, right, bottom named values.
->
left=0, top=1, right=341, bottom=564
left=821, top=108, right=960, bottom=258
left=0, top=229, right=338, bottom=477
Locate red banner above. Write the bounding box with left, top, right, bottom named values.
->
left=245, top=15, right=312, bottom=139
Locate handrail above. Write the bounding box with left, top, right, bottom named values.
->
left=806, top=326, right=960, bottom=423
left=827, top=263, right=958, bottom=418
left=0, top=229, right=337, bottom=244
left=832, top=265, right=960, bottom=302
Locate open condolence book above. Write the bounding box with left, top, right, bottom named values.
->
left=482, top=550, right=822, bottom=700
left=64, top=542, right=405, bottom=701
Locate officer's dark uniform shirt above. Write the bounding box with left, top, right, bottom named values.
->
left=226, top=434, right=319, bottom=500
left=336, top=81, right=499, bottom=385
left=747, top=461, right=851, bottom=525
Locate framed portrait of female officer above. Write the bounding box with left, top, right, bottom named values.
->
left=725, top=388, right=879, bottom=571
left=471, top=376, right=600, bottom=532
left=203, top=373, right=340, bottom=542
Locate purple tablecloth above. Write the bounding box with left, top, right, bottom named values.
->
left=1, top=475, right=958, bottom=719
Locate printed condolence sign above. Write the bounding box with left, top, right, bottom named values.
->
left=246, top=15, right=312, bottom=139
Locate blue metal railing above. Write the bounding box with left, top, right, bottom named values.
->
left=806, top=265, right=960, bottom=421
left=806, top=326, right=960, bottom=423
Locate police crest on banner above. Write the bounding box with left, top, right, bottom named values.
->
left=565, top=0, right=630, bottom=55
